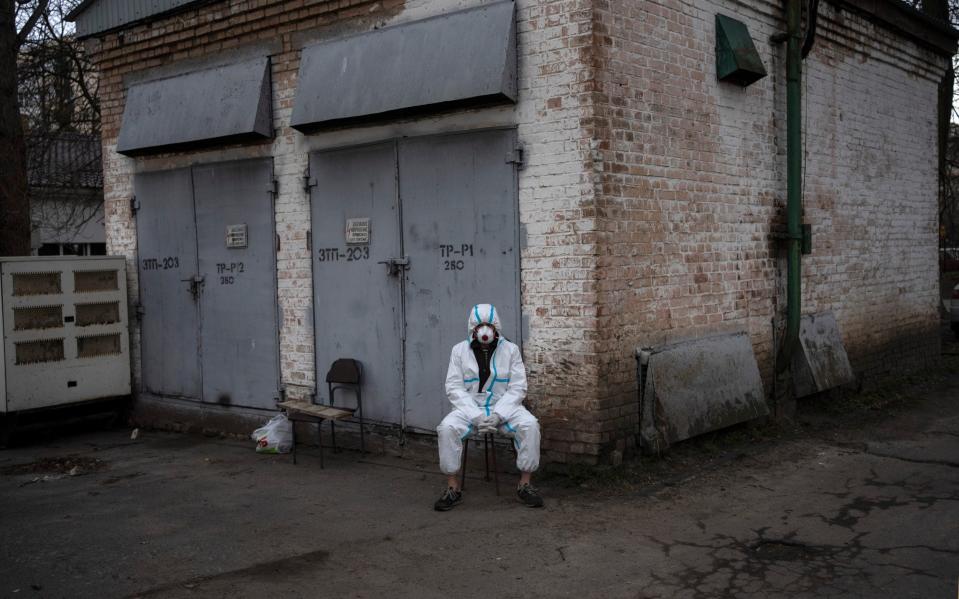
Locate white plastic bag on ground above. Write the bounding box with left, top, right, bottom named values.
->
left=251, top=414, right=293, bottom=454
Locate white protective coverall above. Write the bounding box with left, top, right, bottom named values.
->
left=436, top=304, right=541, bottom=475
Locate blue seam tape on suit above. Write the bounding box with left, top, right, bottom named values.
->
left=504, top=421, right=520, bottom=448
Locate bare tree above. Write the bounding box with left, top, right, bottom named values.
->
left=15, top=0, right=101, bottom=247
left=18, top=1, right=98, bottom=134
left=0, top=0, right=48, bottom=256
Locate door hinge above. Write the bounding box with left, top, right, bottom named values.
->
left=133, top=303, right=145, bottom=317
left=130, top=196, right=140, bottom=214
left=303, top=175, right=317, bottom=194
left=276, top=233, right=281, bottom=252
left=306, top=230, right=312, bottom=252
left=506, top=145, right=525, bottom=168
left=268, top=179, right=279, bottom=196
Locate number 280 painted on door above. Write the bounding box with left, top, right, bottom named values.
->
left=439, top=243, right=473, bottom=271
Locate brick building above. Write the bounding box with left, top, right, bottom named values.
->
left=69, top=0, right=955, bottom=464
left=28, top=132, right=106, bottom=257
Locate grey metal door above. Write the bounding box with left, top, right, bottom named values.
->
left=310, top=143, right=404, bottom=425
left=133, top=167, right=202, bottom=400
left=400, top=130, right=520, bottom=431
left=309, top=130, right=519, bottom=432
left=193, top=159, right=280, bottom=409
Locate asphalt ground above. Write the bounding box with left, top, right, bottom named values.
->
left=1, top=331, right=957, bottom=598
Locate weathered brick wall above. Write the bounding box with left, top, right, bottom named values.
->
left=590, top=0, right=947, bottom=455
left=87, top=0, right=946, bottom=466
left=801, top=3, right=943, bottom=379
left=513, top=0, right=605, bottom=464
left=87, top=0, right=605, bottom=463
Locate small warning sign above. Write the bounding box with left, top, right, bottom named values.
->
left=225, top=224, right=248, bottom=249
left=345, top=218, right=370, bottom=245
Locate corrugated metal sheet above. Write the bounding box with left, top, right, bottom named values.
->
left=68, top=0, right=208, bottom=38
left=291, top=1, right=517, bottom=131
left=27, top=133, right=102, bottom=189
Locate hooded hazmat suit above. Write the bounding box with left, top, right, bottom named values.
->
left=436, top=304, right=541, bottom=475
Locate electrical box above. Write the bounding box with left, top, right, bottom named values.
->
left=715, top=14, right=767, bottom=87
left=0, top=256, right=131, bottom=413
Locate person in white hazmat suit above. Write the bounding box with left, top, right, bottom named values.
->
left=434, top=304, right=544, bottom=511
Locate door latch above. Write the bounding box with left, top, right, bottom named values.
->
left=181, top=275, right=205, bottom=300
left=377, top=257, right=410, bottom=277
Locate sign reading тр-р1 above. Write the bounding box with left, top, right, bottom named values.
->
left=346, top=218, right=370, bottom=244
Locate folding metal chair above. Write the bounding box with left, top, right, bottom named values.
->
left=326, top=358, right=365, bottom=456
left=278, top=358, right=364, bottom=467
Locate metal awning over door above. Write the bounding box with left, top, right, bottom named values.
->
left=117, top=58, right=273, bottom=156
left=310, top=129, right=521, bottom=433
left=292, top=2, right=516, bottom=131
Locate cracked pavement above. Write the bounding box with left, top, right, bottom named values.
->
left=1, top=366, right=957, bottom=598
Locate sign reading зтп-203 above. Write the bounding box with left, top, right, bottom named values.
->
left=317, top=246, right=370, bottom=262
left=141, top=256, right=180, bottom=270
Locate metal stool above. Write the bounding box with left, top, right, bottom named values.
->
left=460, top=432, right=501, bottom=496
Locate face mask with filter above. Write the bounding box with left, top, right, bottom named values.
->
left=474, top=325, right=496, bottom=344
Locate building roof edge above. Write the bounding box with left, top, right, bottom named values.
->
left=832, top=0, right=959, bottom=56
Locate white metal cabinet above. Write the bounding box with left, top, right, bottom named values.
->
left=0, top=256, right=131, bottom=413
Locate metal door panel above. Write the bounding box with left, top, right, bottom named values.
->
left=192, top=159, right=279, bottom=409
left=310, top=143, right=403, bottom=424
left=399, top=130, right=520, bottom=431
left=133, top=168, right=201, bottom=399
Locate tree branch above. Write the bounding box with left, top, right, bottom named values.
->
left=16, top=0, right=50, bottom=50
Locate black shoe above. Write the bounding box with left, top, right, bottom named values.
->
left=434, top=487, right=463, bottom=511
left=517, top=483, right=544, bottom=508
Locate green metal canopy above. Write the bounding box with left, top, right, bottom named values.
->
left=715, top=14, right=767, bottom=87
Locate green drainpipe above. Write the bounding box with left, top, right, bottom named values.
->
left=778, top=0, right=803, bottom=373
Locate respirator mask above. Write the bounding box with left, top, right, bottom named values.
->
left=474, top=325, right=496, bottom=344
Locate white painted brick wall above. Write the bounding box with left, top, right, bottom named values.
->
left=590, top=0, right=947, bottom=452
left=89, top=0, right=948, bottom=463
left=91, top=0, right=603, bottom=461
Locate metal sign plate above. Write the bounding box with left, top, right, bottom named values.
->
left=345, top=218, right=370, bottom=244
left=226, top=224, right=248, bottom=249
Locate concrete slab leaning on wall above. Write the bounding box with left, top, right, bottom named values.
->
left=637, top=332, right=768, bottom=454
left=792, top=312, right=856, bottom=398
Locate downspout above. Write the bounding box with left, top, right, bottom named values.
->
left=777, top=0, right=816, bottom=372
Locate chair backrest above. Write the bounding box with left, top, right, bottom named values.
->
left=326, top=358, right=361, bottom=385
